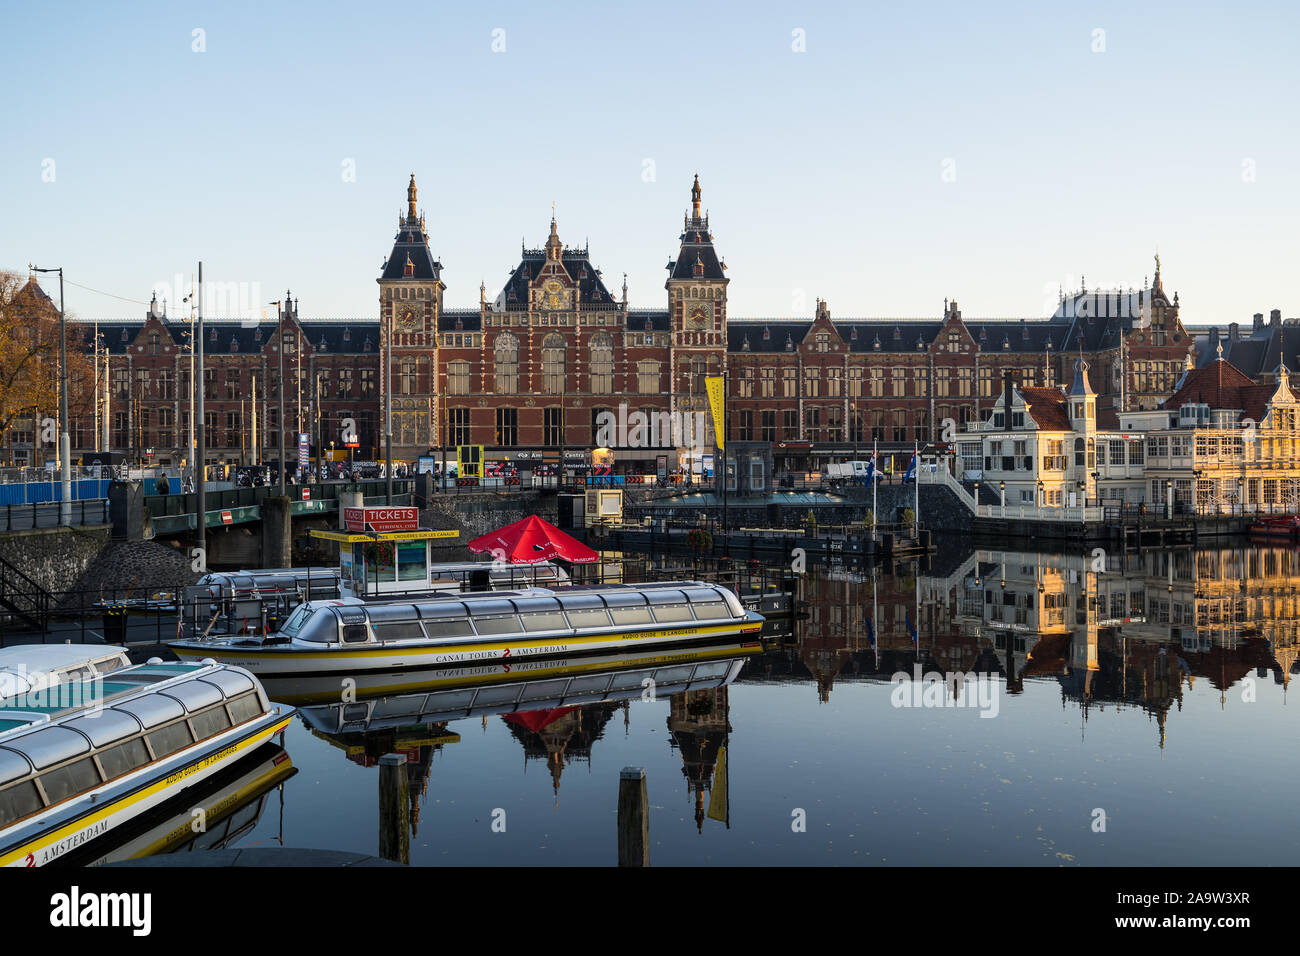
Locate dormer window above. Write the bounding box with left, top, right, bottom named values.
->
left=343, top=328, right=351, bottom=342
left=230, top=337, right=239, bottom=352
left=209, top=327, right=217, bottom=342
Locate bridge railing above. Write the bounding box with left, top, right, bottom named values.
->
left=0, top=500, right=110, bottom=531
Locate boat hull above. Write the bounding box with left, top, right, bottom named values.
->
left=171, top=619, right=764, bottom=678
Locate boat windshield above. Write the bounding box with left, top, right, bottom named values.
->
left=281, top=604, right=315, bottom=638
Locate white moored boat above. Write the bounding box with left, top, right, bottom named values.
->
left=0, top=645, right=131, bottom=704
left=169, top=581, right=765, bottom=677
left=0, top=659, right=293, bottom=867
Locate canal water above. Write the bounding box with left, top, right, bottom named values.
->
left=195, top=543, right=1300, bottom=866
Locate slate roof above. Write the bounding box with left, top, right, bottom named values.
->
left=72, top=318, right=382, bottom=355
left=1192, top=322, right=1300, bottom=378
left=438, top=310, right=481, bottom=332
left=496, top=248, right=617, bottom=309
left=627, top=310, right=670, bottom=332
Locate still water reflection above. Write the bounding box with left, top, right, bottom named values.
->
left=165, top=544, right=1300, bottom=865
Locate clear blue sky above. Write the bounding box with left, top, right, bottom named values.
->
left=2, top=0, right=1296, bottom=323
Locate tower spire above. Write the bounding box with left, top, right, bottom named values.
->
left=691, top=173, right=701, bottom=219
left=407, top=173, right=418, bottom=221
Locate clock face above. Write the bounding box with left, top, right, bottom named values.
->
left=542, top=280, right=565, bottom=310
left=398, top=305, right=420, bottom=330
left=688, top=304, right=711, bottom=328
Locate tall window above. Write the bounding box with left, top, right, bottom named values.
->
left=545, top=407, right=563, bottom=446
left=849, top=367, right=864, bottom=398
left=738, top=367, right=754, bottom=398
left=224, top=369, right=240, bottom=400
left=869, top=368, right=884, bottom=397
left=761, top=410, right=777, bottom=442
left=637, top=360, right=660, bottom=394
left=827, top=367, right=842, bottom=398
left=494, top=333, right=519, bottom=393
left=803, top=367, right=819, bottom=398
left=589, top=333, right=613, bottom=393
left=782, top=368, right=797, bottom=398
left=158, top=368, right=174, bottom=400
left=360, top=369, right=375, bottom=397
left=400, top=358, right=417, bottom=395
left=448, top=361, right=469, bottom=395
left=761, top=367, right=776, bottom=397
left=892, top=410, right=907, bottom=443
left=337, top=368, right=353, bottom=398
left=495, top=408, right=518, bottom=446
left=448, top=408, right=470, bottom=447
left=891, top=368, right=905, bottom=397
left=542, top=334, right=565, bottom=394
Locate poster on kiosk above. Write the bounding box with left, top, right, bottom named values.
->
left=338, top=506, right=428, bottom=599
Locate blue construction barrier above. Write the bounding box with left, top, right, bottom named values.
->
left=0, top=479, right=113, bottom=505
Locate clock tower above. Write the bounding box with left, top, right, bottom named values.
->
left=665, top=174, right=728, bottom=440
left=377, top=174, right=445, bottom=457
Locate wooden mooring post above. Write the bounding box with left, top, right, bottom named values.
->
left=617, top=766, right=649, bottom=867
left=379, top=752, right=410, bottom=864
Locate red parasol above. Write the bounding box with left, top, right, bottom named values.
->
left=466, top=515, right=599, bottom=565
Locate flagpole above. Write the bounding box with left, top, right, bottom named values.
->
left=871, top=438, right=877, bottom=534
left=913, top=439, right=920, bottom=532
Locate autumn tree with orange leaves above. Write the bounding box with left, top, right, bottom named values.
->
left=0, top=270, right=95, bottom=456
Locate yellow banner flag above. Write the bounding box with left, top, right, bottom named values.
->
left=704, top=375, right=726, bottom=451
left=707, top=744, right=727, bottom=823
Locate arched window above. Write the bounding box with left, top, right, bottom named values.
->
left=1074, top=436, right=1085, bottom=467
left=542, top=333, right=565, bottom=394
left=494, top=333, right=518, bottom=394
left=589, top=333, right=613, bottom=393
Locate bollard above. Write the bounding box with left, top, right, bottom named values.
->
left=617, top=766, right=649, bottom=868
left=378, top=752, right=410, bottom=864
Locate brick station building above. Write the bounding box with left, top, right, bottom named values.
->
left=39, top=175, right=1201, bottom=474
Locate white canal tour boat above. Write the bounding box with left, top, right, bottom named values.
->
left=0, top=659, right=293, bottom=867
left=169, top=581, right=765, bottom=678
left=0, top=645, right=132, bottom=704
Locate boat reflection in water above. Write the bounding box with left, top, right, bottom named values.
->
left=268, top=641, right=758, bottom=853
left=63, top=745, right=296, bottom=866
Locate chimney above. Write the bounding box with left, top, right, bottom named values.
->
left=1271, top=309, right=1282, bottom=328
left=1208, top=327, right=1219, bottom=353
left=1254, top=312, right=1265, bottom=332
left=1229, top=322, right=1240, bottom=343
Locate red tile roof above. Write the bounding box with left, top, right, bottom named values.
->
left=1019, top=386, right=1072, bottom=431
left=1165, top=360, right=1276, bottom=422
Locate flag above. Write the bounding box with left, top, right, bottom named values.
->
left=864, top=458, right=875, bottom=484
left=906, top=611, right=918, bottom=647
left=903, top=453, right=918, bottom=483
left=865, top=615, right=875, bottom=649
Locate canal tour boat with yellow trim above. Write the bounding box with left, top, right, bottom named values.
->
left=183, top=561, right=573, bottom=637
left=0, top=645, right=131, bottom=704
left=169, top=581, right=765, bottom=678
left=0, top=659, right=293, bottom=867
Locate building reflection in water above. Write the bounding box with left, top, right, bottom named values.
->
left=756, top=544, right=1298, bottom=749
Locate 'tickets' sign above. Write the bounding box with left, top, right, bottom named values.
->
left=344, top=506, right=419, bottom=533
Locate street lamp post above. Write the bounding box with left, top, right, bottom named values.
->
left=30, top=265, right=70, bottom=526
